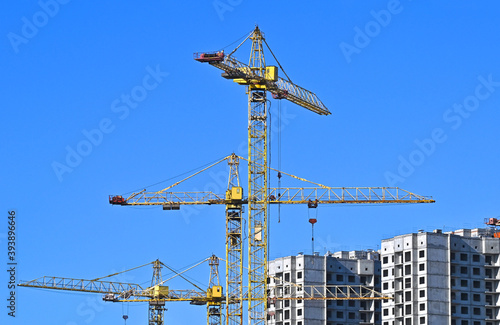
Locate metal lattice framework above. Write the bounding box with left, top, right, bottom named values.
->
left=123, top=191, right=225, bottom=205
left=19, top=258, right=225, bottom=325
left=115, top=186, right=434, bottom=207
left=20, top=254, right=395, bottom=325
left=109, top=154, right=434, bottom=324
left=246, top=27, right=268, bottom=325
left=267, top=187, right=434, bottom=204
left=208, top=256, right=222, bottom=325
left=199, top=54, right=329, bottom=116
left=269, top=284, right=392, bottom=301
left=150, top=260, right=165, bottom=325
left=194, top=25, right=432, bottom=324
left=18, top=27, right=436, bottom=325
left=108, top=26, right=434, bottom=325
left=19, top=276, right=144, bottom=295
left=19, top=275, right=214, bottom=301
left=226, top=154, right=244, bottom=325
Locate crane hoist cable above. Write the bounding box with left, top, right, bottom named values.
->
left=91, top=261, right=154, bottom=281
left=89, top=257, right=211, bottom=291
left=238, top=156, right=330, bottom=188
left=308, top=206, right=319, bottom=255
left=122, top=302, right=129, bottom=324
left=268, top=99, right=272, bottom=259
left=122, top=155, right=229, bottom=195
left=218, top=28, right=254, bottom=54
left=154, top=156, right=230, bottom=194
left=277, top=99, right=282, bottom=223
left=262, top=38, right=293, bottom=83
left=157, top=258, right=210, bottom=291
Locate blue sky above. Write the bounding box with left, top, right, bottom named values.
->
left=2, top=1, right=500, bottom=324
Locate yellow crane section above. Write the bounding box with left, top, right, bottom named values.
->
left=20, top=272, right=392, bottom=303
left=109, top=155, right=434, bottom=208
left=195, top=26, right=331, bottom=324
left=193, top=37, right=329, bottom=116
left=111, top=186, right=433, bottom=206
left=109, top=153, right=433, bottom=325
left=19, top=257, right=224, bottom=325
left=269, top=285, right=391, bottom=301
left=19, top=254, right=392, bottom=325
left=108, top=26, right=435, bottom=325
left=19, top=275, right=215, bottom=302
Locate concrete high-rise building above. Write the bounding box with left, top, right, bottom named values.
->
left=267, top=250, right=382, bottom=325
left=380, top=228, right=500, bottom=325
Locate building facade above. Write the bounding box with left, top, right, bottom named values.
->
left=380, top=228, right=500, bottom=325
left=267, top=251, right=382, bottom=325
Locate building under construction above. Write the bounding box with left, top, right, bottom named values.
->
left=381, top=226, right=500, bottom=325
left=267, top=251, right=382, bottom=325
left=265, top=226, right=500, bottom=325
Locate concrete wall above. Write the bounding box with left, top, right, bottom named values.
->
left=381, top=228, right=500, bottom=325
left=268, top=251, right=380, bottom=325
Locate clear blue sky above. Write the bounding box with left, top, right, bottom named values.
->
left=2, top=1, right=500, bottom=324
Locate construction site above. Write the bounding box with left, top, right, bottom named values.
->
left=4, top=2, right=500, bottom=325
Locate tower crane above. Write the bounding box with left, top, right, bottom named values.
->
left=110, top=26, right=437, bottom=325
left=18, top=26, right=435, bottom=325
left=109, top=153, right=434, bottom=324
left=192, top=26, right=361, bottom=324
left=19, top=255, right=225, bottom=325
left=194, top=29, right=329, bottom=323
left=191, top=25, right=433, bottom=325
left=105, top=24, right=436, bottom=325
left=20, top=250, right=394, bottom=325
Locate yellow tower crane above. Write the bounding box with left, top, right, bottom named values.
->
left=20, top=251, right=395, bottom=325
left=109, top=153, right=434, bottom=325
left=193, top=25, right=343, bottom=324
left=195, top=25, right=433, bottom=325
left=19, top=256, right=225, bottom=325
left=17, top=26, right=435, bottom=325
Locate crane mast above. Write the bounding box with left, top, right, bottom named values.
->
left=150, top=260, right=165, bottom=325
left=208, top=255, right=223, bottom=325
left=226, top=154, right=244, bottom=324
left=247, top=26, right=268, bottom=325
